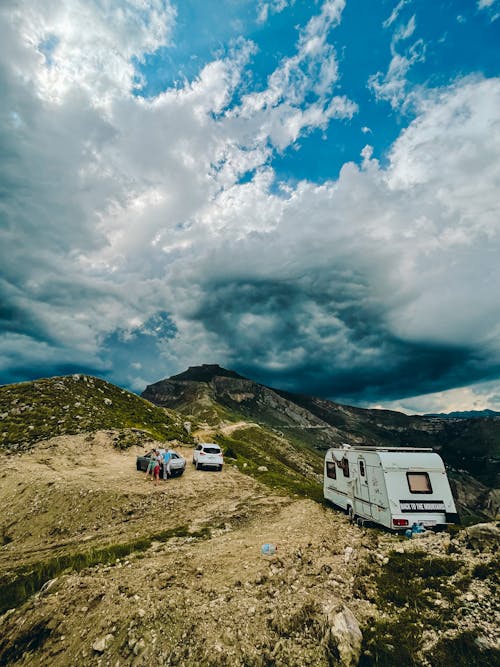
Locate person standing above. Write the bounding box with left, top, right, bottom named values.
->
left=162, top=449, right=172, bottom=481
left=146, top=450, right=157, bottom=481
left=153, top=450, right=162, bottom=486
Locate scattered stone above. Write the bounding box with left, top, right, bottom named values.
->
left=92, top=634, right=113, bottom=653
left=344, top=546, right=354, bottom=563
left=465, top=522, right=500, bottom=551
left=324, top=605, right=362, bottom=667
left=133, top=638, right=145, bottom=656
left=257, top=466, right=268, bottom=472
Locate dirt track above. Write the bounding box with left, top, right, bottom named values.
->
left=0, top=430, right=380, bottom=666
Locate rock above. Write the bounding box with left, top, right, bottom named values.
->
left=104, top=398, right=113, bottom=406
left=465, top=522, right=500, bottom=551
left=323, top=605, right=362, bottom=667
left=92, top=634, right=113, bottom=653
left=257, top=466, right=268, bottom=472
left=344, top=546, right=354, bottom=563
left=40, top=578, right=58, bottom=593
left=133, top=638, right=145, bottom=656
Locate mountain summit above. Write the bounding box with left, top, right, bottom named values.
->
left=169, top=364, right=247, bottom=383
left=142, top=366, right=500, bottom=520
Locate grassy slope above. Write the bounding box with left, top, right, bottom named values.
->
left=0, top=375, right=192, bottom=450
left=215, top=426, right=324, bottom=502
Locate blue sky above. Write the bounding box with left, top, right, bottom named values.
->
left=1, top=0, right=500, bottom=413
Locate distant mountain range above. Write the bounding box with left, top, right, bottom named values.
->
left=424, top=409, right=500, bottom=419
left=143, top=364, right=500, bottom=520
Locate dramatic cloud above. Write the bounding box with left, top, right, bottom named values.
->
left=1, top=1, right=500, bottom=410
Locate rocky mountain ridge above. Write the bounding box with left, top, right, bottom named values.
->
left=143, top=365, right=500, bottom=520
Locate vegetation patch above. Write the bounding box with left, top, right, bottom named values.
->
left=0, top=525, right=211, bottom=614
left=359, top=550, right=468, bottom=666
left=0, top=375, right=193, bottom=451
left=471, top=555, right=500, bottom=583
left=426, top=630, right=500, bottom=667
left=215, top=429, right=323, bottom=502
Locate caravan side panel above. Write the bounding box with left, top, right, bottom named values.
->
left=323, top=449, right=351, bottom=511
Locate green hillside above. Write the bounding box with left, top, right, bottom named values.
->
left=0, top=374, right=192, bottom=451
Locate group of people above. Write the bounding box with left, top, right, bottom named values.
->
left=146, top=449, right=172, bottom=485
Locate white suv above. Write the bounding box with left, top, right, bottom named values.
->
left=193, top=443, right=223, bottom=471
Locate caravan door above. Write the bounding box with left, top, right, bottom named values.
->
left=357, top=457, right=372, bottom=517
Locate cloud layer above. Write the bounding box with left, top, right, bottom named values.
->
left=1, top=1, right=500, bottom=411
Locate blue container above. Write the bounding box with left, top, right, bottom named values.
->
left=261, top=543, right=277, bottom=555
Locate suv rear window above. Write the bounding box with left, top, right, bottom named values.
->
left=203, top=447, right=221, bottom=454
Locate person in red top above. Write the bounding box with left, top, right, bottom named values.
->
left=153, top=450, right=161, bottom=486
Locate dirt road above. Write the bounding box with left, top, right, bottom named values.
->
left=0, top=430, right=377, bottom=666
left=2, top=430, right=496, bottom=666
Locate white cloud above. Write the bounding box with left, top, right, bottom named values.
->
left=477, top=0, right=500, bottom=21
left=257, top=0, right=291, bottom=24
left=371, top=379, right=500, bottom=415
left=383, top=0, right=412, bottom=29
left=478, top=0, right=496, bottom=9
left=10, top=0, right=176, bottom=106
left=369, top=13, right=426, bottom=110
left=1, top=1, right=500, bottom=407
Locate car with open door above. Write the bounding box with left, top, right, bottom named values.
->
left=136, top=449, right=186, bottom=478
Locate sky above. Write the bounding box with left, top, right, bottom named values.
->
left=1, top=0, right=500, bottom=414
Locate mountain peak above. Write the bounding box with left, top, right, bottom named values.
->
left=168, top=364, right=247, bottom=383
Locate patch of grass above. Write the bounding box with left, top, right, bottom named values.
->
left=215, top=429, right=323, bottom=502
left=376, top=551, right=463, bottom=608
left=427, top=630, right=500, bottom=667
left=268, top=601, right=323, bottom=638
left=472, top=555, right=500, bottom=584
left=112, top=428, right=157, bottom=450
left=0, top=375, right=194, bottom=451
left=0, top=524, right=211, bottom=614
left=359, top=550, right=467, bottom=666
left=359, top=612, right=423, bottom=667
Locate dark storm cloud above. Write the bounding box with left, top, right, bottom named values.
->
left=182, top=275, right=495, bottom=403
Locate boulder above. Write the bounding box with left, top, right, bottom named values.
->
left=92, top=634, right=113, bottom=653
left=323, top=605, right=362, bottom=667
left=465, top=522, right=500, bottom=551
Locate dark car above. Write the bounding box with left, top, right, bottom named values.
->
left=136, top=449, right=186, bottom=478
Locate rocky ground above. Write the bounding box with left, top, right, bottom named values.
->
left=0, top=430, right=498, bottom=666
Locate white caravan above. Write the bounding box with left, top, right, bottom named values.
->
left=323, top=444, right=459, bottom=531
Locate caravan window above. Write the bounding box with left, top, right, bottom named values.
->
left=342, top=457, right=350, bottom=478
left=407, top=472, right=432, bottom=494
left=326, top=461, right=336, bottom=479
left=359, top=461, right=365, bottom=477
